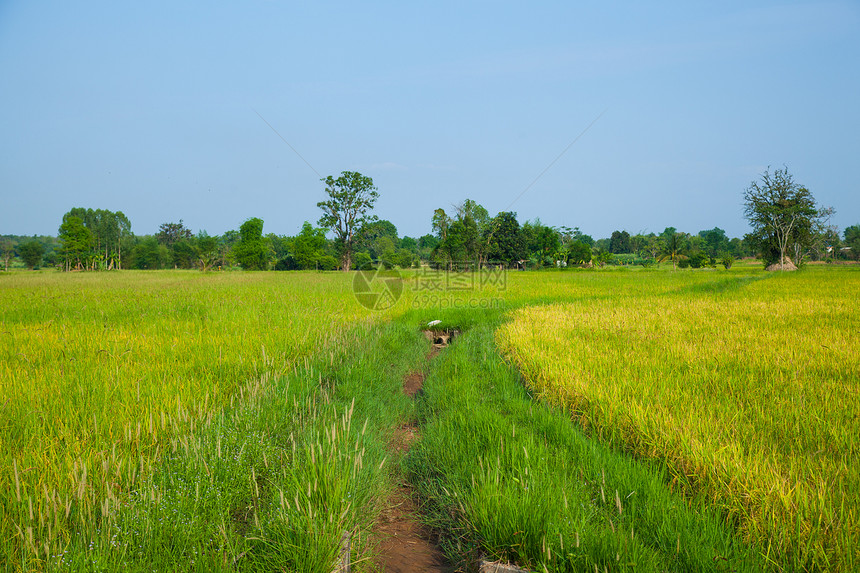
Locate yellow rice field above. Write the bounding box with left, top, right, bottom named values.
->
left=498, top=269, right=860, bottom=571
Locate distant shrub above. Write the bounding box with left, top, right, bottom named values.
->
left=612, top=253, right=637, bottom=266
left=352, top=252, right=372, bottom=270
left=274, top=256, right=299, bottom=271
left=689, top=252, right=708, bottom=269
left=317, top=255, right=339, bottom=270
left=567, top=241, right=592, bottom=265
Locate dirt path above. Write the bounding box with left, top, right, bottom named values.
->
left=375, top=343, right=454, bottom=573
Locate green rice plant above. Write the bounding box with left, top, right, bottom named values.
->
left=408, top=321, right=766, bottom=572
left=0, top=270, right=407, bottom=570
left=5, top=313, right=426, bottom=571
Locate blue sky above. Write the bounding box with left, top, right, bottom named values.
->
left=1, top=1, right=858, bottom=240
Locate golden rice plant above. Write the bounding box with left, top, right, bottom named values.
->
left=498, top=268, right=860, bottom=571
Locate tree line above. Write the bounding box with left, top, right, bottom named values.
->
left=1, top=167, right=856, bottom=271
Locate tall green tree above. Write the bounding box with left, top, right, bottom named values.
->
left=567, top=241, right=592, bottom=265
left=698, top=227, right=729, bottom=258
left=131, top=237, right=171, bottom=269
left=156, top=221, right=193, bottom=246
left=356, top=219, right=399, bottom=263
left=60, top=208, right=131, bottom=269
left=435, top=216, right=478, bottom=268
left=156, top=221, right=196, bottom=268
left=317, top=171, right=379, bottom=271
left=743, top=167, right=824, bottom=270
left=486, top=212, right=525, bottom=267
left=431, top=209, right=450, bottom=241
left=431, top=201, right=488, bottom=268
left=233, top=218, right=270, bottom=270
left=608, top=230, right=631, bottom=254
left=659, top=227, right=685, bottom=270
left=643, top=234, right=662, bottom=260
left=19, top=241, right=45, bottom=269
left=0, top=238, right=15, bottom=272
left=522, top=219, right=561, bottom=265
left=457, top=199, right=491, bottom=264
left=170, top=240, right=198, bottom=269
left=58, top=216, right=94, bottom=271
left=196, top=232, right=219, bottom=271
left=844, top=225, right=860, bottom=261
left=430, top=208, right=452, bottom=267
left=289, top=222, right=329, bottom=269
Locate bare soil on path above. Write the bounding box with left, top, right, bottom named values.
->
left=374, top=342, right=455, bottom=573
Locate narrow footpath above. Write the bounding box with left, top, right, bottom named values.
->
left=374, top=337, right=454, bottom=573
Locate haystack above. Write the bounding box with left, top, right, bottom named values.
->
left=766, top=256, right=798, bottom=271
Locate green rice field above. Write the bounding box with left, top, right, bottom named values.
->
left=1, top=266, right=858, bottom=571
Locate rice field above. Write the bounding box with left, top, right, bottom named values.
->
left=1, top=270, right=398, bottom=570
left=498, top=268, right=860, bottom=571
left=2, top=266, right=857, bottom=571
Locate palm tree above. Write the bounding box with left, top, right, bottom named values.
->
left=659, top=231, right=685, bottom=270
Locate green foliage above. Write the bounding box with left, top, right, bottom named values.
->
left=458, top=199, right=491, bottom=236
left=352, top=251, right=372, bottom=270
left=593, top=248, right=614, bottom=267
left=59, top=207, right=132, bottom=270
left=233, top=218, right=270, bottom=270
left=659, top=228, right=686, bottom=270
left=486, top=211, right=525, bottom=266
left=720, top=253, right=734, bottom=270
left=170, top=239, right=197, bottom=269
left=0, top=238, right=16, bottom=271
left=316, top=254, right=339, bottom=270
left=688, top=252, right=709, bottom=269
left=131, top=236, right=171, bottom=269
left=288, top=222, right=329, bottom=270
left=522, top=219, right=561, bottom=264
left=698, top=227, right=729, bottom=258
left=196, top=232, right=219, bottom=271
left=437, top=216, right=479, bottom=266
left=18, top=240, right=44, bottom=269
left=743, top=166, right=822, bottom=269
left=609, top=230, right=631, bottom=253
left=844, top=224, right=860, bottom=260
left=390, top=249, right=416, bottom=269
left=58, top=215, right=95, bottom=270
left=430, top=200, right=491, bottom=267
left=317, top=171, right=379, bottom=271
left=156, top=220, right=193, bottom=246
